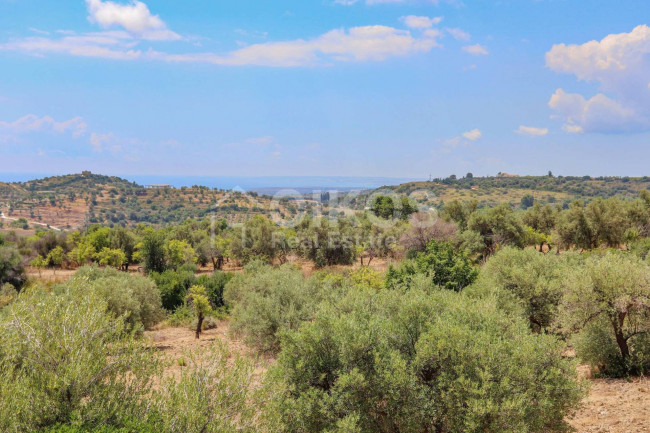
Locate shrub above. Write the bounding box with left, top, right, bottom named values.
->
left=166, top=304, right=193, bottom=327
left=195, top=271, right=232, bottom=308
left=149, top=268, right=196, bottom=311
left=272, top=288, right=585, bottom=433
left=467, top=247, right=568, bottom=333
left=0, top=287, right=157, bottom=431
left=385, top=240, right=477, bottom=291
left=0, top=245, right=27, bottom=291
left=145, top=344, right=258, bottom=433
left=62, top=266, right=165, bottom=331
left=558, top=252, right=650, bottom=376
left=224, top=263, right=340, bottom=353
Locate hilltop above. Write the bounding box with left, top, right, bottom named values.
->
left=1, top=172, right=649, bottom=231
left=0, top=173, right=292, bottom=230
left=366, top=174, right=650, bottom=208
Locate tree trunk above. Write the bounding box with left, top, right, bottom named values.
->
left=612, top=312, right=630, bottom=360
left=195, top=313, right=204, bottom=339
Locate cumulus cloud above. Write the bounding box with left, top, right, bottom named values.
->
left=546, top=25, right=650, bottom=133
left=401, top=15, right=443, bottom=29
left=0, top=114, right=87, bottom=137
left=548, top=89, right=645, bottom=134
left=462, top=44, right=488, bottom=55
left=85, top=0, right=180, bottom=40
left=462, top=128, right=482, bottom=140
left=515, top=125, right=549, bottom=136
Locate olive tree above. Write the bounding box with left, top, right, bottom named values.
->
left=557, top=252, right=650, bottom=376
left=0, top=287, right=156, bottom=431
left=186, top=285, right=212, bottom=339
left=468, top=247, right=567, bottom=333
left=272, top=288, right=585, bottom=433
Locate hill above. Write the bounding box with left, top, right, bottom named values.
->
left=2, top=173, right=649, bottom=231
left=0, top=173, right=294, bottom=230
left=362, top=175, right=650, bottom=209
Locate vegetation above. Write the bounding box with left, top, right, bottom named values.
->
left=2, top=173, right=650, bottom=431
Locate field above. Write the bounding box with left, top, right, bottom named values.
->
left=19, top=262, right=650, bottom=433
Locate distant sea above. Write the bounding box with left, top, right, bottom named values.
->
left=0, top=173, right=421, bottom=194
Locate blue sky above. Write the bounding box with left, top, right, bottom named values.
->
left=1, top=0, right=649, bottom=179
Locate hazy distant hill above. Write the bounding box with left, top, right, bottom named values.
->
left=360, top=175, right=650, bottom=209
left=0, top=173, right=293, bottom=230
left=1, top=173, right=648, bottom=231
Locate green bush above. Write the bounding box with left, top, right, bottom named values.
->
left=558, top=252, right=650, bottom=376
left=150, top=267, right=196, bottom=311
left=272, top=288, right=585, bottom=433
left=61, top=266, right=165, bottom=330
left=0, top=287, right=156, bottom=431
left=0, top=245, right=27, bottom=291
left=166, top=304, right=194, bottom=327
left=467, top=247, right=569, bottom=333
left=224, top=262, right=340, bottom=353
left=145, top=344, right=259, bottom=433
left=195, top=271, right=233, bottom=308
left=385, top=239, right=477, bottom=292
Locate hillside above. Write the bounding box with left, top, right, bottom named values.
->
left=363, top=175, right=650, bottom=209
left=0, top=173, right=296, bottom=230
left=2, top=173, right=649, bottom=231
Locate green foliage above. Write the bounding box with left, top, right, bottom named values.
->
left=139, top=230, right=167, bottom=273
left=149, top=267, right=196, bottom=311
left=164, top=239, right=197, bottom=269
left=195, top=271, right=232, bottom=308
left=93, top=247, right=127, bottom=269
left=146, top=344, right=258, bottom=433
left=62, top=266, right=165, bottom=331
left=468, top=247, right=567, bottom=332
left=520, top=193, right=534, bottom=209
left=558, top=252, right=650, bottom=376
left=386, top=240, right=477, bottom=291
left=229, top=216, right=279, bottom=264
left=224, top=262, right=340, bottom=353
left=467, top=203, right=526, bottom=256
left=272, top=288, right=585, bottom=433
left=0, top=283, right=18, bottom=308
left=186, top=285, right=213, bottom=338
left=0, top=287, right=157, bottom=431
left=371, top=195, right=417, bottom=220
left=0, top=245, right=27, bottom=290
left=370, top=195, right=395, bottom=219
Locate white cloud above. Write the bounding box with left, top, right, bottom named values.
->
left=163, top=25, right=442, bottom=66
left=90, top=132, right=121, bottom=152
left=2, top=20, right=442, bottom=67
left=0, top=114, right=87, bottom=137
left=462, top=128, right=482, bottom=140
left=446, top=27, right=470, bottom=41
left=515, top=125, right=549, bottom=136
left=85, top=0, right=180, bottom=40
left=401, top=15, right=443, bottom=29
left=548, top=88, right=645, bottom=134
left=462, top=44, right=488, bottom=55
left=546, top=25, right=650, bottom=133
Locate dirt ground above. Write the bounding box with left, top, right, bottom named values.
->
left=146, top=323, right=650, bottom=433
left=569, top=373, right=650, bottom=432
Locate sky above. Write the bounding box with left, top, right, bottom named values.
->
left=0, top=0, right=650, bottom=179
